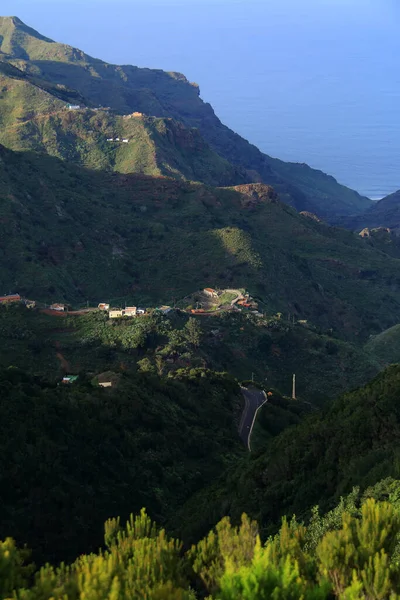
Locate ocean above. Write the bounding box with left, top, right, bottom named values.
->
left=7, top=0, right=400, bottom=199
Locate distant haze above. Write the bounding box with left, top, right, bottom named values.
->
left=4, top=0, right=400, bottom=198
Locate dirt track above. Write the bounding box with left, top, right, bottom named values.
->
left=54, top=341, right=71, bottom=373
left=40, top=309, right=92, bottom=317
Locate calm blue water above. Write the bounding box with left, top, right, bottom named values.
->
left=6, top=0, right=400, bottom=199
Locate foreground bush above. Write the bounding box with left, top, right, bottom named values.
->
left=3, top=494, right=400, bottom=599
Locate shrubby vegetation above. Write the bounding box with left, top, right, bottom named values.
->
left=182, top=364, right=400, bottom=544
left=0, top=366, right=242, bottom=564
left=0, top=305, right=382, bottom=402
left=2, top=357, right=400, bottom=594
left=3, top=490, right=400, bottom=598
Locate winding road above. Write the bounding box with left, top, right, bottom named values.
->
left=239, top=387, right=268, bottom=451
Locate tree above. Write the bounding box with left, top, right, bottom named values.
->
left=155, top=355, right=164, bottom=377
left=137, top=357, right=156, bottom=374
left=184, top=318, right=202, bottom=348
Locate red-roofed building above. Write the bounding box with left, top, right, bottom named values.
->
left=203, top=288, right=218, bottom=298
left=0, top=294, right=21, bottom=303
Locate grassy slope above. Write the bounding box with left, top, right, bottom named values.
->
left=365, top=324, right=400, bottom=366
left=0, top=68, right=247, bottom=185
left=0, top=145, right=399, bottom=340
left=0, top=16, right=372, bottom=218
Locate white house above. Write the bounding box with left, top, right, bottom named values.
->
left=50, top=303, right=66, bottom=311
left=98, top=303, right=110, bottom=311
left=122, top=139, right=129, bottom=143
left=203, top=288, right=218, bottom=298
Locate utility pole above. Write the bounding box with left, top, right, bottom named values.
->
left=292, top=373, right=296, bottom=399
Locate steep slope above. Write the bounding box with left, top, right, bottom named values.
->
left=0, top=58, right=247, bottom=185
left=0, top=145, right=399, bottom=340
left=175, top=365, right=400, bottom=541
left=364, top=323, right=400, bottom=366
left=0, top=104, right=247, bottom=185
left=0, top=366, right=242, bottom=563
left=0, top=16, right=372, bottom=218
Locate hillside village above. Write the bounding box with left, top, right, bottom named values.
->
left=0, top=288, right=263, bottom=319
left=0, top=288, right=274, bottom=391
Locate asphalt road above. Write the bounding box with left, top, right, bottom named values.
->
left=239, top=387, right=268, bottom=451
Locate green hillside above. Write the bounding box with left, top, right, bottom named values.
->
left=0, top=107, right=246, bottom=185
left=0, top=366, right=243, bottom=564
left=2, top=360, right=400, bottom=599
left=0, top=16, right=372, bottom=218
left=1, top=145, right=400, bottom=339
left=365, top=323, right=400, bottom=366
left=175, top=365, right=400, bottom=543
left=0, top=60, right=247, bottom=185
left=4, top=16, right=400, bottom=600
left=0, top=145, right=398, bottom=337
left=0, top=303, right=381, bottom=403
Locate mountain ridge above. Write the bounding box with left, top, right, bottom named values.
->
left=0, top=16, right=372, bottom=218
left=338, top=190, right=400, bottom=233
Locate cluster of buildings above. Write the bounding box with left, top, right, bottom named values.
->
left=0, top=294, right=21, bottom=304
left=98, top=304, right=145, bottom=319
left=67, top=105, right=111, bottom=112
left=123, top=112, right=144, bottom=119
left=0, top=294, right=35, bottom=309
left=106, top=137, right=129, bottom=143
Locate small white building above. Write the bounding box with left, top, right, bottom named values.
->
left=50, top=303, right=66, bottom=311
left=122, top=139, right=129, bottom=143
left=158, top=306, right=172, bottom=315
left=124, top=306, right=137, bottom=317
left=98, top=303, right=110, bottom=311
left=109, top=310, right=124, bottom=319
left=68, top=105, right=81, bottom=110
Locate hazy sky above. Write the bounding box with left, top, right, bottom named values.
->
left=2, top=0, right=400, bottom=196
